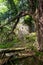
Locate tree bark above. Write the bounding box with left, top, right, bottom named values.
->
left=36, top=0, right=43, bottom=50
left=29, top=0, right=43, bottom=50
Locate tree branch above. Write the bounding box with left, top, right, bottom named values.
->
left=0, top=11, right=32, bottom=29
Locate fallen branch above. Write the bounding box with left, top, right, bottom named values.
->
left=0, top=47, right=26, bottom=54
left=0, top=48, right=43, bottom=65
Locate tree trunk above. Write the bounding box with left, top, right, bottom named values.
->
left=36, top=0, right=43, bottom=50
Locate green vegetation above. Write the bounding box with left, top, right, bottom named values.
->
left=26, top=33, right=36, bottom=42
left=0, top=32, right=36, bottom=48
left=0, top=0, right=43, bottom=65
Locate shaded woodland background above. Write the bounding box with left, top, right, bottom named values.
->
left=0, top=0, right=43, bottom=65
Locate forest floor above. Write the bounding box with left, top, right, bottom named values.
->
left=0, top=32, right=43, bottom=65
left=0, top=47, right=43, bottom=65
left=0, top=32, right=37, bottom=49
